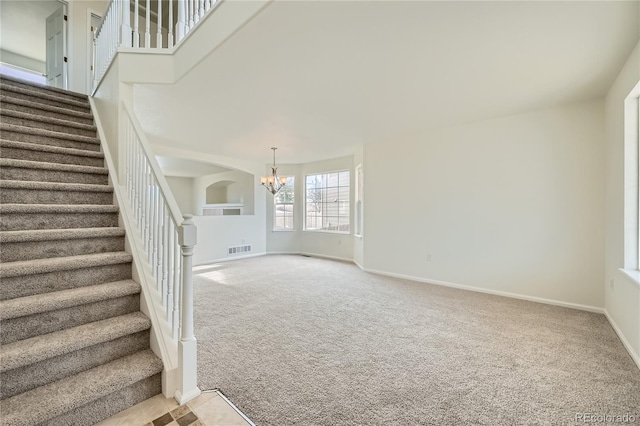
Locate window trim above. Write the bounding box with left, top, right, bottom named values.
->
left=303, top=169, right=351, bottom=235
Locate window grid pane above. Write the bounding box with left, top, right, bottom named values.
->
left=304, top=170, right=350, bottom=233
left=274, top=177, right=294, bottom=231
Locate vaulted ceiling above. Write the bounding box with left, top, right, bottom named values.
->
left=135, top=0, right=640, bottom=164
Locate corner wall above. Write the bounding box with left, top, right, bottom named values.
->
left=363, top=99, right=605, bottom=311
left=604, top=40, right=640, bottom=367
left=266, top=155, right=355, bottom=261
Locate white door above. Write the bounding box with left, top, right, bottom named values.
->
left=45, top=6, right=66, bottom=88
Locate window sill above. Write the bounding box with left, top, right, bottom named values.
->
left=618, top=268, right=640, bottom=289
left=272, top=229, right=296, bottom=233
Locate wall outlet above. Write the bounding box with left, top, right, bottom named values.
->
left=610, top=278, right=615, bottom=292
left=426, top=253, right=432, bottom=262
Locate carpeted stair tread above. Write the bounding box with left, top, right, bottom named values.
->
left=0, top=349, right=162, bottom=426
left=0, top=95, right=94, bottom=123
left=0, top=157, right=108, bottom=175
left=0, top=123, right=101, bottom=146
left=0, top=279, right=139, bottom=322
left=1, top=108, right=97, bottom=131
left=0, top=203, right=118, bottom=215
left=0, top=179, right=113, bottom=193
left=0, top=251, right=132, bottom=278
left=0, top=83, right=90, bottom=110
left=0, top=74, right=88, bottom=100
left=0, top=227, right=124, bottom=243
left=0, top=139, right=104, bottom=158
left=0, top=312, right=150, bottom=372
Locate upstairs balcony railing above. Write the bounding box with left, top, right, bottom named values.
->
left=93, top=0, right=217, bottom=90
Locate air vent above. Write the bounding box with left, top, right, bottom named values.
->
left=228, top=244, right=252, bottom=256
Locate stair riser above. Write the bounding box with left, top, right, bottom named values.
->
left=1, top=187, right=114, bottom=205
left=0, top=89, right=90, bottom=113
left=0, top=114, right=97, bottom=138
left=1, top=211, right=119, bottom=231
left=0, top=262, right=132, bottom=300
left=1, top=235, right=125, bottom=263
left=0, top=128, right=100, bottom=152
left=0, top=330, right=150, bottom=400
left=0, top=78, right=88, bottom=104
left=1, top=294, right=140, bottom=345
left=41, top=374, right=162, bottom=426
left=0, top=166, right=108, bottom=185
left=0, top=146, right=105, bottom=167
left=0, top=101, right=94, bottom=126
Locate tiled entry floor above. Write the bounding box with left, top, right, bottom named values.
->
left=96, top=390, right=253, bottom=426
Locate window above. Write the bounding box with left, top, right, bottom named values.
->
left=274, top=177, right=294, bottom=230
left=305, top=171, right=350, bottom=233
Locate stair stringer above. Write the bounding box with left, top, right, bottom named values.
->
left=90, top=97, right=180, bottom=399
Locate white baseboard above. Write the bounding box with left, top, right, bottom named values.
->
left=353, top=259, right=364, bottom=270
left=265, top=251, right=355, bottom=264
left=299, top=252, right=354, bottom=264
left=193, top=252, right=266, bottom=266
left=604, top=310, right=640, bottom=371
left=363, top=267, right=605, bottom=314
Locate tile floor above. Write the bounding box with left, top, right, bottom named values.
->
left=95, top=390, right=253, bottom=426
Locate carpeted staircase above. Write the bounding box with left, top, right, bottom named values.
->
left=0, top=75, right=163, bottom=425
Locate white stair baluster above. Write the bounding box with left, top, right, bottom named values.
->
left=167, top=220, right=175, bottom=321
left=145, top=0, right=151, bottom=47
left=177, top=0, right=186, bottom=42
left=156, top=0, right=163, bottom=48
left=197, top=0, right=203, bottom=22
left=168, top=0, right=174, bottom=47
left=173, top=241, right=181, bottom=339
left=121, top=0, right=132, bottom=47
left=162, top=204, right=169, bottom=308
left=188, top=0, right=194, bottom=30
left=134, top=0, right=140, bottom=47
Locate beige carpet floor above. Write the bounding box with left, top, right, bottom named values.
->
left=193, top=255, right=640, bottom=425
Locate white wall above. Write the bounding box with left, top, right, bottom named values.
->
left=266, top=156, right=355, bottom=261
left=604, top=40, right=640, bottom=367
left=193, top=215, right=266, bottom=265
left=166, top=176, right=195, bottom=215
left=363, top=99, right=605, bottom=310
left=0, top=49, right=45, bottom=73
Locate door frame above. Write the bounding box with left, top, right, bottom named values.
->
left=45, top=0, right=69, bottom=89
left=86, top=8, right=102, bottom=94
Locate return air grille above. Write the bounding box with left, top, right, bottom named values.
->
left=228, top=244, right=252, bottom=256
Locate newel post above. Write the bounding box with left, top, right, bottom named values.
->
left=176, top=214, right=200, bottom=404
left=177, top=0, right=187, bottom=42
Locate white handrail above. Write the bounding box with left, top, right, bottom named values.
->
left=120, top=99, right=200, bottom=402
left=93, top=0, right=218, bottom=90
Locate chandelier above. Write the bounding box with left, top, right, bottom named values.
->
left=261, top=147, right=287, bottom=195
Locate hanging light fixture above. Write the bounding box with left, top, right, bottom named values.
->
left=261, top=147, right=287, bottom=195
